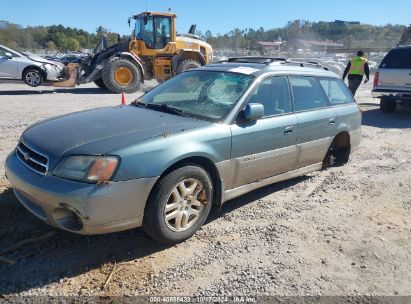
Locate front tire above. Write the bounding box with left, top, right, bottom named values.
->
left=380, top=98, right=396, bottom=113
left=176, top=59, right=202, bottom=74
left=144, top=164, right=213, bottom=244
left=23, top=69, right=43, bottom=87
left=102, top=57, right=141, bottom=93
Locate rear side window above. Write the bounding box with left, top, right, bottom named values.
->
left=289, top=76, right=328, bottom=111
left=380, top=49, right=411, bottom=69
left=319, top=78, right=354, bottom=105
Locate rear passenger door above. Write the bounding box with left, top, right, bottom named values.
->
left=230, top=76, right=298, bottom=188
left=290, top=76, right=335, bottom=168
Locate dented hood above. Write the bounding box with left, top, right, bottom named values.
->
left=21, top=105, right=211, bottom=167
left=23, top=52, right=64, bottom=68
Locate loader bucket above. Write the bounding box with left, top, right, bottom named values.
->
left=52, top=63, right=79, bottom=87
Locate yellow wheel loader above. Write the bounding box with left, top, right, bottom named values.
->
left=54, top=12, right=213, bottom=93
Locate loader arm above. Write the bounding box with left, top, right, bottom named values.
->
left=52, top=63, right=79, bottom=87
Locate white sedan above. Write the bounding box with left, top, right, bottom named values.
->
left=0, top=45, right=65, bottom=87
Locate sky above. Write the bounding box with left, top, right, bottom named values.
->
left=2, top=0, right=410, bottom=36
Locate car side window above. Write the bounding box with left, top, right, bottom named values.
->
left=0, top=48, right=6, bottom=57
left=246, top=76, right=292, bottom=117
left=319, top=78, right=354, bottom=105
left=289, top=76, right=328, bottom=112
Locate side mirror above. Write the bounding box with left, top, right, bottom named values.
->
left=243, top=103, right=264, bottom=121
left=4, top=52, right=12, bottom=59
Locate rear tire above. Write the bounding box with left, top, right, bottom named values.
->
left=143, top=164, right=213, bottom=244
left=380, top=98, right=396, bottom=113
left=102, top=57, right=141, bottom=93
left=93, top=78, right=107, bottom=89
left=23, top=68, right=43, bottom=87
left=322, top=136, right=350, bottom=169
left=176, top=59, right=202, bottom=74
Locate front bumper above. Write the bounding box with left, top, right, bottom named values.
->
left=372, top=88, right=411, bottom=101
left=43, top=64, right=65, bottom=81
left=5, top=152, right=158, bottom=235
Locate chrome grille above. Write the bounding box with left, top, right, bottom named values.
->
left=16, top=142, right=48, bottom=174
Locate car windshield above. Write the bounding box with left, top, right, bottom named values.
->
left=140, top=70, right=253, bottom=121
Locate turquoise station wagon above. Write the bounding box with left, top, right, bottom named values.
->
left=5, top=57, right=361, bottom=244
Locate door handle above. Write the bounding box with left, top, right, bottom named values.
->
left=329, top=118, right=336, bottom=124
left=284, top=126, right=294, bottom=135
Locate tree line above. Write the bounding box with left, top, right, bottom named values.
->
left=0, top=19, right=409, bottom=52
left=399, top=24, right=411, bottom=45
left=201, top=20, right=408, bottom=50
left=0, top=21, right=120, bottom=51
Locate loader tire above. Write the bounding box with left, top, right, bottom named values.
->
left=93, top=78, right=107, bottom=89
left=176, top=59, right=201, bottom=74
left=102, top=57, right=141, bottom=93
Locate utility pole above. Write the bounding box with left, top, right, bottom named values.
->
left=278, top=36, right=282, bottom=56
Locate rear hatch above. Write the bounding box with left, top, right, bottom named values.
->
left=375, top=48, right=411, bottom=92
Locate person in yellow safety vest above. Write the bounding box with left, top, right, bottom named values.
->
left=342, top=50, right=370, bottom=96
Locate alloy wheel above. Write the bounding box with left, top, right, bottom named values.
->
left=163, top=178, right=207, bottom=232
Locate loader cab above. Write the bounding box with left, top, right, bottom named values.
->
left=134, top=12, right=175, bottom=50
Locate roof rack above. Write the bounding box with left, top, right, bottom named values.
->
left=225, top=57, right=287, bottom=64
left=282, top=60, right=329, bottom=71
left=219, top=56, right=329, bottom=71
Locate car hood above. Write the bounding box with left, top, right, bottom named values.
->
left=21, top=105, right=211, bottom=167
left=23, top=52, right=64, bottom=68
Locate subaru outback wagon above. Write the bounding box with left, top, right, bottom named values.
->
left=5, top=57, right=361, bottom=244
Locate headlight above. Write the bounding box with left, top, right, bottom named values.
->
left=53, top=155, right=119, bottom=183
left=43, top=63, right=58, bottom=70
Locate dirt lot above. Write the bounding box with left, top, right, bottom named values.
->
left=0, top=80, right=410, bottom=298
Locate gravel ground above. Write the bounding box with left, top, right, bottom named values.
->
left=0, top=79, right=410, bottom=298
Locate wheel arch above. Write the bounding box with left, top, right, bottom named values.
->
left=323, top=130, right=351, bottom=168
left=332, top=130, right=351, bottom=150
left=22, top=65, right=46, bottom=80
left=172, top=50, right=206, bottom=74
left=116, top=52, right=145, bottom=83
left=150, top=155, right=223, bottom=208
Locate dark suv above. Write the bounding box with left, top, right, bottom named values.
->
left=372, top=46, right=411, bottom=112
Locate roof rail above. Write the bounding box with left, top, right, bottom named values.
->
left=282, top=60, right=329, bottom=71
left=217, top=56, right=330, bottom=71
left=225, top=57, right=287, bottom=64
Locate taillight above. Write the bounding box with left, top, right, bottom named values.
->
left=373, top=72, right=379, bottom=87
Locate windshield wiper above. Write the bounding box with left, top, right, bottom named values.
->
left=134, top=102, right=187, bottom=117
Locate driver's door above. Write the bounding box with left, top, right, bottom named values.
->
left=0, top=48, right=18, bottom=78
left=154, top=16, right=171, bottom=50
left=229, top=76, right=298, bottom=189
left=139, top=15, right=172, bottom=50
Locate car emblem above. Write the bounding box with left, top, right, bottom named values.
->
left=23, top=153, right=30, bottom=161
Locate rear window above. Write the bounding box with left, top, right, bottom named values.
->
left=380, top=49, right=411, bottom=69
left=319, top=78, right=354, bottom=105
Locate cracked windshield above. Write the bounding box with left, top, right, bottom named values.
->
left=141, top=70, right=253, bottom=120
